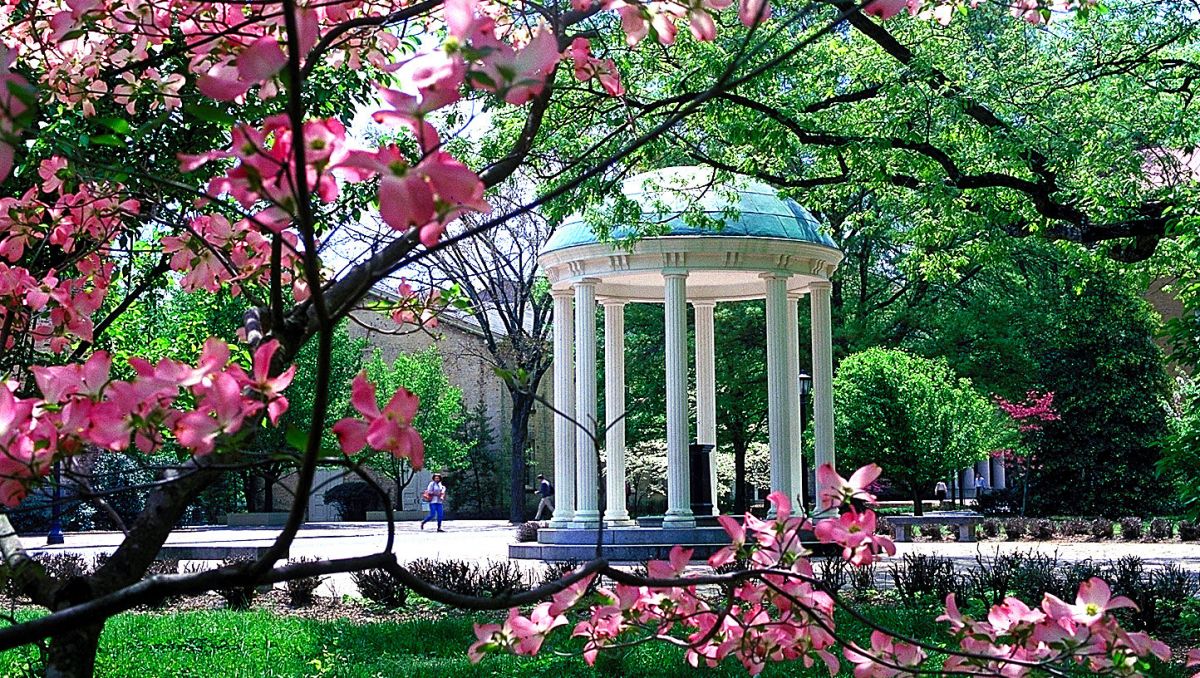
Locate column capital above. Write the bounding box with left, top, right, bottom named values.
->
left=808, top=280, right=833, bottom=292
left=550, top=287, right=574, bottom=299
left=575, top=277, right=601, bottom=288
left=662, top=269, right=689, bottom=279
left=787, top=290, right=808, bottom=300
left=600, top=298, right=627, bottom=309
left=690, top=300, right=717, bottom=309
left=759, top=271, right=790, bottom=281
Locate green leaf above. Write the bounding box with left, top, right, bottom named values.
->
left=285, top=425, right=310, bottom=452
left=89, top=134, right=126, bottom=148
left=184, top=102, right=237, bottom=126
left=95, top=117, right=132, bottom=135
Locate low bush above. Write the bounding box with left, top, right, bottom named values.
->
left=351, top=569, right=408, bottom=610
left=284, top=558, right=324, bottom=608
left=1003, top=518, right=1026, bottom=540
left=816, top=557, right=849, bottom=592
left=1032, top=520, right=1055, bottom=541
left=1149, top=518, right=1173, bottom=541
left=889, top=554, right=963, bottom=604
left=968, top=550, right=1025, bottom=607
left=514, top=521, right=540, bottom=543
left=1061, top=519, right=1091, bottom=537
left=981, top=519, right=1000, bottom=540
left=1180, top=520, right=1200, bottom=541
left=215, top=557, right=257, bottom=610
left=1090, top=518, right=1115, bottom=540
left=1119, top=517, right=1143, bottom=541
left=1010, top=552, right=1068, bottom=602
left=874, top=517, right=894, bottom=538
left=406, top=558, right=478, bottom=596
left=37, top=553, right=89, bottom=581
left=476, top=560, right=533, bottom=598
left=849, top=563, right=876, bottom=593
left=142, top=559, right=182, bottom=610
left=924, top=524, right=944, bottom=542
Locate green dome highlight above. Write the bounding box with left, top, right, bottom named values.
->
left=542, top=167, right=838, bottom=254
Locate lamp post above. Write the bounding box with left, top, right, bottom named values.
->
left=46, top=461, right=64, bottom=545
left=798, top=371, right=812, bottom=507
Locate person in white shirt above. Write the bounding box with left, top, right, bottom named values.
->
left=421, top=473, right=446, bottom=532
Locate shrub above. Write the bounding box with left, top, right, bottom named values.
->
left=816, top=557, right=849, bottom=592
left=1149, top=518, right=1173, bottom=541
left=969, top=550, right=1025, bottom=607
left=406, top=558, right=480, bottom=596
left=514, top=521, right=539, bottom=543
left=1119, top=517, right=1143, bottom=541
left=284, top=558, right=324, bottom=608
left=889, top=554, right=963, bottom=604
left=476, top=560, right=533, bottom=598
left=351, top=569, right=409, bottom=610
left=850, top=564, right=877, bottom=593
left=322, top=481, right=385, bottom=521
left=1061, top=519, right=1091, bottom=537
left=1062, top=560, right=1106, bottom=595
left=215, top=557, right=257, bottom=610
left=37, top=553, right=89, bottom=581
left=1003, top=518, right=1026, bottom=540
left=1033, top=520, right=1055, bottom=541
left=1010, top=552, right=1067, bottom=601
left=874, top=517, right=894, bottom=538
left=924, top=524, right=944, bottom=542
left=142, top=559, right=182, bottom=609
left=981, top=519, right=1000, bottom=540
left=1109, top=555, right=1145, bottom=598
left=1090, top=518, right=1115, bottom=540
left=1179, top=520, right=1200, bottom=541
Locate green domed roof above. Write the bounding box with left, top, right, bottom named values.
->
left=542, top=167, right=838, bottom=254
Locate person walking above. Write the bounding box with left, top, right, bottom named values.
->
left=934, top=480, right=948, bottom=503
left=421, top=473, right=446, bottom=532
left=533, top=474, right=554, bottom=520
left=974, top=474, right=988, bottom=498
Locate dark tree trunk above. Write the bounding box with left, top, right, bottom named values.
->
left=912, top=486, right=924, bottom=516
left=732, top=430, right=749, bottom=514
left=45, top=623, right=103, bottom=677
left=262, top=470, right=276, bottom=512
left=242, top=472, right=259, bottom=513
left=509, top=392, right=535, bottom=524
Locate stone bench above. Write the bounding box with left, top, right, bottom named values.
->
left=887, top=512, right=983, bottom=543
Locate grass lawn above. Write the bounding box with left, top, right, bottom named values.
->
left=0, top=598, right=1190, bottom=677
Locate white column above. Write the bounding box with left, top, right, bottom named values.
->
left=549, top=289, right=576, bottom=528
left=991, top=456, right=1007, bottom=490
left=663, top=271, right=695, bottom=528
left=763, top=274, right=792, bottom=509
left=603, top=300, right=633, bottom=527
left=975, top=459, right=992, bottom=490
left=693, top=301, right=720, bottom=515
left=786, top=292, right=804, bottom=508
left=809, top=280, right=835, bottom=472
left=571, top=279, right=601, bottom=528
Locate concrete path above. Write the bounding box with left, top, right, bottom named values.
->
left=20, top=521, right=1200, bottom=598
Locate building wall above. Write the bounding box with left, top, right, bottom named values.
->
left=282, top=307, right=556, bottom=520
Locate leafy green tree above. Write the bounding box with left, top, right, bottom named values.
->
left=362, top=348, right=467, bottom=509
left=834, top=348, right=1015, bottom=515
left=445, top=403, right=501, bottom=516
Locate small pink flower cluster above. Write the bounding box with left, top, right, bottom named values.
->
left=0, top=339, right=294, bottom=506
left=332, top=373, right=425, bottom=467
left=938, top=577, right=1169, bottom=675
left=162, top=213, right=308, bottom=300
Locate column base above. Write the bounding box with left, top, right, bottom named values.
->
left=662, top=509, right=696, bottom=529
left=569, top=509, right=602, bottom=529
left=548, top=512, right=575, bottom=529
left=603, top=515, right=636, bottom=528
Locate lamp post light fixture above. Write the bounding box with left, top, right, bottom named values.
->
left=797, top=371, right=812, bottom=506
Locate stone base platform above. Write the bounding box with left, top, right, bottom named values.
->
left=510, top=525, right=837, bottom=562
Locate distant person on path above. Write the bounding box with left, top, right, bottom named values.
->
left=533, top=474, right=554, bottom=520
left=974, top=474, right=988, bottom=497
left=421, top=473, right=446, bottom=532
left=934, top=480, right=948, bottom=502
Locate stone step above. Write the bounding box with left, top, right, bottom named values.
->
left=536, top=526, right=733, bottom=546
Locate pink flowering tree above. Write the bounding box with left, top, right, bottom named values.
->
left=995, top=390, right=1060, bottom=515
left=0, top=0, right=1169, bottom=674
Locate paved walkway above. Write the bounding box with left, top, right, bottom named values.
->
left=21, top=521, right=1200, bottom=597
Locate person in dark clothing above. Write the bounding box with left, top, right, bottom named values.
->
left=534, top=474, right=554, bottom=520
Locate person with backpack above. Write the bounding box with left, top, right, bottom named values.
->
left=533, top=473, right=554, bottom=520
